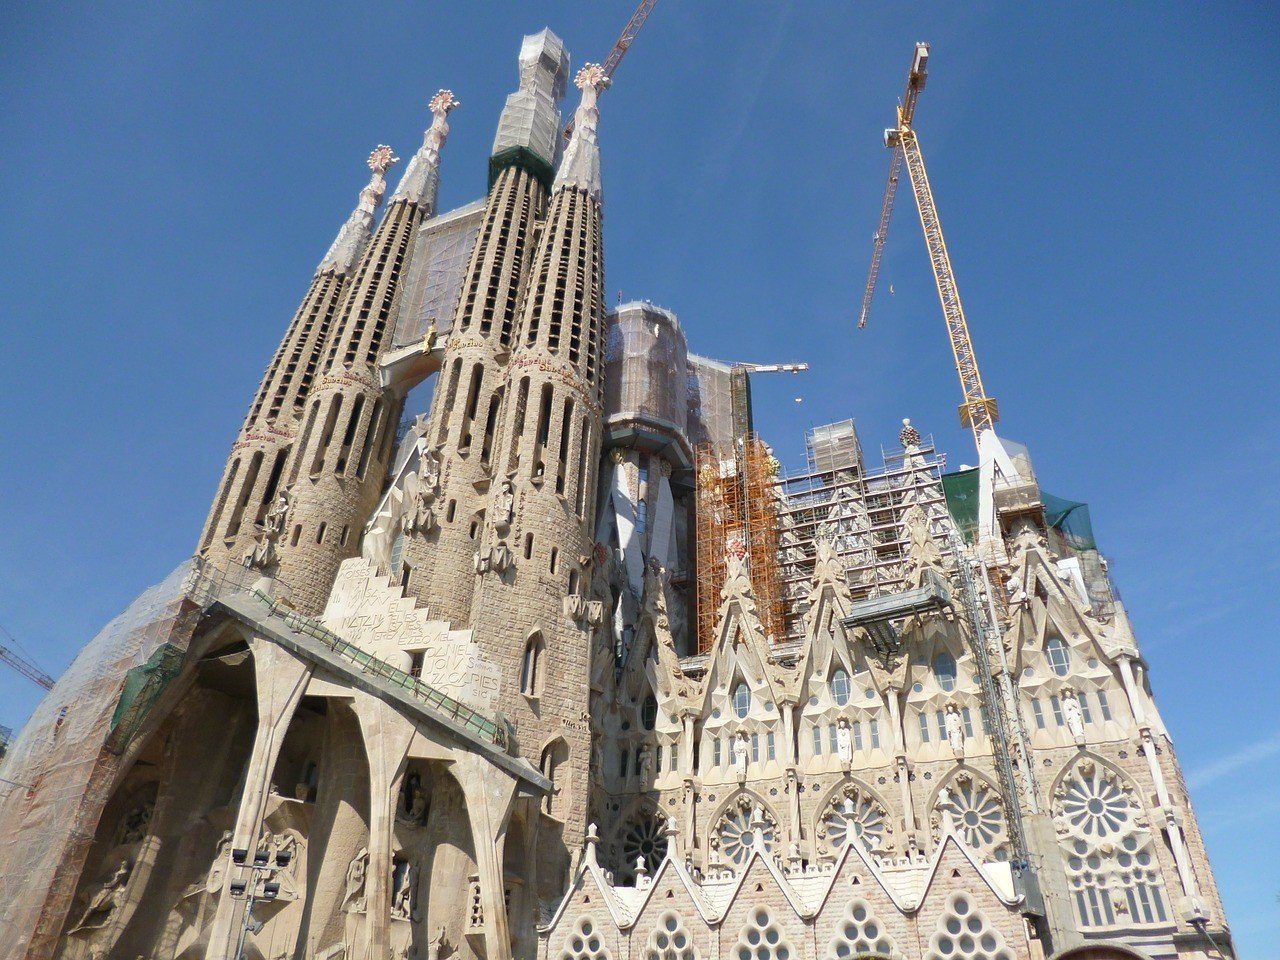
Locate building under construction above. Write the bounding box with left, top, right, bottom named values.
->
left=0, top=22, right=1232, bottom=960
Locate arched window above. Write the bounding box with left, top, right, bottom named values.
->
left=521, top=632, right=545, bottom=697
left=1046, top=636, right=1070, bottom=676
left=831, top=668, right=851, bottom=706
left=732, top=681, right=750, bottom=719
left=933, top=652, right=957, bottom=692
left=1055, top=760, right=1169, bottom=929
left=540, top=739, right=569, bottom=818
left=641, top=694, right=657, bottom=731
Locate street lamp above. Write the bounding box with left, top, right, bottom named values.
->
left=228, top=846, right=292, bottom=960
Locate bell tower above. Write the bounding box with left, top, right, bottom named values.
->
left=198, top=147, right=391, bottom=573
left=470, top=62, right=611, bottom=866
left=275, top=92, right=459, bottom=613
left=398, top=30, right=570, bottom=627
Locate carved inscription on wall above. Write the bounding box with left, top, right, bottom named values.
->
left=323, top=558, right=500, bottom=711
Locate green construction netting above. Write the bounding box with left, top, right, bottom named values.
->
left=1042, top=491, right=1097, bottom=552
left=943, top=470, right=1097, bottom=552
left=942, top=468, right=980, bottom=543
left=107, top=643, right=185, bottom=750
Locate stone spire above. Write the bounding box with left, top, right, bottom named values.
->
left=554, top=64, right=609, bottom=201
left=391, top=90, right=459, bottom=211
left=318, top=145, right=398, bottom=276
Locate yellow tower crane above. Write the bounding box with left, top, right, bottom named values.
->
left=563, top=0, right=661, bottom=140
left=858, top=43, right=999, bottom=451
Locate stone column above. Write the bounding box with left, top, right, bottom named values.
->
left=352, top=694, right=416, bottom=960
left=453, top=752, right=518, bottom=960
left=205, top=638, right=312, bottom=960
left=679, top=712, right=696, bottom=776
left=780, top=697, right=798, bottom=765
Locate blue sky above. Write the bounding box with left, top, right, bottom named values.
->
left=1, top=0, right=1276, bottom=951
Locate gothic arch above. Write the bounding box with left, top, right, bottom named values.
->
left=539, top=736, right=570, bottom=819
left=927, top=767, right=1010, bottom=861
left=811, top=778, right=893, bottom=858
left=1050, top=753, right=1171, bottom=930
left=1050, top=946, right=1154, bottom=960
left=707, top=790, right=782, bottom=869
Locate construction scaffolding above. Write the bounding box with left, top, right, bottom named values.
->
left=742, top=435, right=785, bottom=646
left=693, top=442, right=742, bottom=654
left=775, top=419, right=951, bottom=642
left=693, top=435, right=786, bottom=653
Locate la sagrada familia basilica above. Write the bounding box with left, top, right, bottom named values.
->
left=0, top=25, right=1233, bottom=960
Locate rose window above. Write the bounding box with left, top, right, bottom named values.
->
left=621, top=813, right=669, bottom=880
left=941, top=777, right=1008, bottom=858
left=732, top=908, right=793, bottom=960
left=717, top=804, right=775, bottom=866
left=826, top=898, right=895, bottom=959
left=1060, top=765, right=1131, bottom=838
left=923, top=894, right=1015, bottom=960
left=1055, top=761, right=1170, bottom=929
left=821, top=792, right=887, bottom=853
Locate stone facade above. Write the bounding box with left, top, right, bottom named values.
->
left=0, top=25, right=1233, bottom=960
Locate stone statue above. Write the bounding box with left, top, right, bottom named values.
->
left=246, top=489, right=291, bottom=569
left=945, top=703, right=965, bottom=755
left=264, top=489, right=290, bottom=536
left=732, top=733, right=749, bottom=778
left=115, top=802, right=153, bottom=845
left=1062, top=688, right=1086, bottom=743
left=638, top=744, right=653, bottom=781
left=343, top=847, right=369, bottom=912
left=403, top=454, right=439, bottom=536
left=423, top=320, right=439, bottom=352
left=391, top=863, right=415, bottom=920
left=428, top=925, right=449, bottom=960
left=836, top=719, right=853, bottom=763
left=494, top=479, right=515, bottom=527
left=73, top=859, right=132, bottom=929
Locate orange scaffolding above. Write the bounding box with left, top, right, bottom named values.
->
left=743, top=435, right=785, bottom=645
left=693, top=437, right=785, bottom=653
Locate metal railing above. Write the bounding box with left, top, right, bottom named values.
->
left=251, top=592, right=509, bottom=751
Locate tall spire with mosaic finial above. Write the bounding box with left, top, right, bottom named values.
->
left=198, top=146, right=398, bottom=572
left=277, top=86, right=463, bottom=614
left=555, top=62, right=609, bottom=200
left=396, top=33, right=569, bottom=628
left=391, top=90, right=459, bottom=212
left=462, top=42, right=611, bottom=913
left=318, top=145, right=398, bottom=276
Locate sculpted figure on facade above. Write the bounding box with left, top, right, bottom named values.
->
left=836, top=718, right=853, bottom=763
left=343, top=847, right=369, bottom=912
left=945, top=702, right=966, bottom=755
left=494, top=479, right=515, bottom=528
left=1062, top=686, right=1086, bottom=744
left=392, top=863, right=416, bottom=920
left=403, top=450, right=440, bottom=536
left=733, top=732, right=749, bottom=780
left=71, top=859, right=132, bottom=931
left=246, top=488, right=290, bottom=569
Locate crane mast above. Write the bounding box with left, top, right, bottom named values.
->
left=563, top=0, right=660, bottom=139
left=859, top=43, right=999, bottom=449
